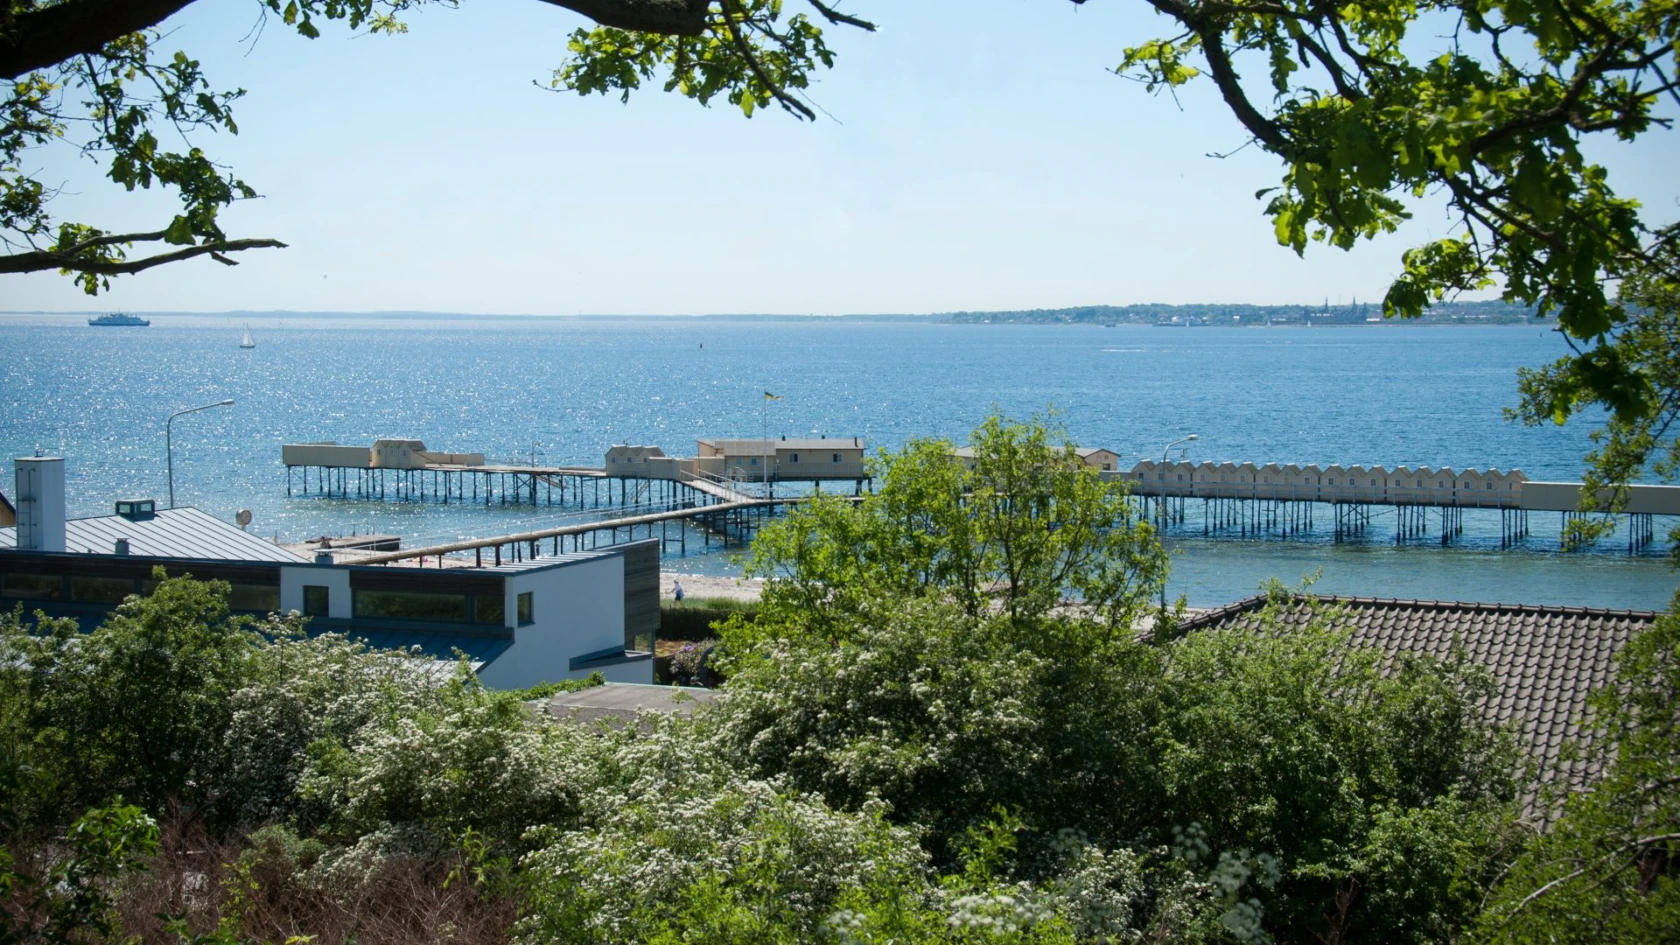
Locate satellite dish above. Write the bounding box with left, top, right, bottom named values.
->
left=235, top=509, right=253, bottom=529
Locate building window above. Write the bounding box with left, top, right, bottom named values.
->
left=354, top=589, right=467, bottom=622
left=1, top=572, right=62, bottom=600
left=832, top=453, right=840, bottom=463
left=517, top=591, right=533, bottom=625
left=71, top=575, right=133, bottom=603
left=475, top=593, right=505, bottom=625
left=750, top=457, right=758, bottom=465
left=229, top=584, right=281, bottom=613
left=303, top=585, right=329, bottom=617
left=790, top=453, right=799, bottom=463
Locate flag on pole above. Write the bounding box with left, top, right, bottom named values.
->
left=764, top=391, right=782, bottom=400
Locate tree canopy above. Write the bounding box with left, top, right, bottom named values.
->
left=739, top=414, right=1169, bottom=640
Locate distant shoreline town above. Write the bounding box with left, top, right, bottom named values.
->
left=1, top=300, right=1541, bottom=326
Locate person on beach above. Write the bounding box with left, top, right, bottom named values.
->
left=673, top=580, right=684, bottom=602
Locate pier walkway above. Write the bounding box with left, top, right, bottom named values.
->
left=282, top=440, right=1679, bottom=560
left=348, top=495, right=799, bottom=567
left=1118, top=461, right=1679, bottom=552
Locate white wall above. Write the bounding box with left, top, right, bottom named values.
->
left=279, top=565, right=352, bottom=618
left=14, top=457, right=65, bottom=553
left=477, top=555, right=635, bottom=689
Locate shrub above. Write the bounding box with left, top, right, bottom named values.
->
left=660, top=597, right=757, bottom=643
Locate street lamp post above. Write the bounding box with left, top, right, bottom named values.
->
left=1159, top=433, right=1200, bottom=508
left=167, top=399, right=234, bottom=508
left=1156, top=433, right=1198, bottom=616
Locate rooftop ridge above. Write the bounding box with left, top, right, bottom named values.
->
left=1177, top=593, right=1664, bottom=632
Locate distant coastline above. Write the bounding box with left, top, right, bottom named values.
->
left=0, top=299, right=1540, bottom=326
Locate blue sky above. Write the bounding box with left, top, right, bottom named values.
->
left=8, top=0, right=1677, bottom=315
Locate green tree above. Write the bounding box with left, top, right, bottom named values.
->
left=1115, top=0, right=1678, bottom=410
left=1516, top=240, right=1680, bottom=554
left=715, top=587, right=1517, bottom=943
left=1471, top=594, right=1680, bottom=945
left=739, top=414, right=1169, bottom=640
left=0, top=803, right=160, bottom=945
left=0, top=571, right=259, bottom=825
left=0, top=0, right=871, bottom=291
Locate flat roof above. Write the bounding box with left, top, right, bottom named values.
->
left=0, top=507, right=307, bottom=563
left=950, top=446, right=1115, bottom=458
left=471, top=548, right=629, bottom=574
left=332, top=626, right=511, bottom=670
left=699, top=437, right=864, bottom=452
left=545, top=682, right=718, bottom=725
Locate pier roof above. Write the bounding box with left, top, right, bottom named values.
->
left=0, top=507, right=306, bottom=563
left=699, top=437, right=863, bottom=452
left=1179, top=595, right=1658, bottom=817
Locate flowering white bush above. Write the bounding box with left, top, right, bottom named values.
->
left=218, top=622, right=447, bottom=827
left=295, top=671, right=597, bottom=849
left=516, top=715, right=931, bottom=944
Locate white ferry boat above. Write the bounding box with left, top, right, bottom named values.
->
left=87, top=313, right=150, bottom=327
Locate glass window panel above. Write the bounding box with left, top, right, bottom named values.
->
left=474, top=594, right=504, bottom=625
left=353, top=589, right=467, bottom=622
left=228, top=584, right=281, bottom=612
left=2, top=573, right=63, bottom=600
left=517, top=591, right=533, bottom=625
left=71, top=576, right=134, bottom=603
left=303, top=585, right=330, bottom=617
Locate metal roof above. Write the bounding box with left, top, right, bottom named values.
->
left=0, top=507, right=306, bottom=563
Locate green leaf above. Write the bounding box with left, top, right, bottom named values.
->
left=163, top=215, right=194, bottom=246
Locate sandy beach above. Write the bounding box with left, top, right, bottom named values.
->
left=661, top=570, right=764, bottom=603
left=658, top=564, right=766, bottom=601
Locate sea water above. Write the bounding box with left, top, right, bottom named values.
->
left=1, top=314, right=1674, bottom=610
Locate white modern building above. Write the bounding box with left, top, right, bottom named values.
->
left=0, top=456, right=655, bottom=687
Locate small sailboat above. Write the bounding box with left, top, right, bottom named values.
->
left=239, top=325, right=255, bottom=349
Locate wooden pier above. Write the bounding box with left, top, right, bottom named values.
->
left=283, top=441, right=1678, bottom=561
left=341, top=493, right=823, bottom=567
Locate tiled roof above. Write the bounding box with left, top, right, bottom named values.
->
left=1178, top=595, right=1658, bottom=815
left=0, top=507, right=306, bottom=563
